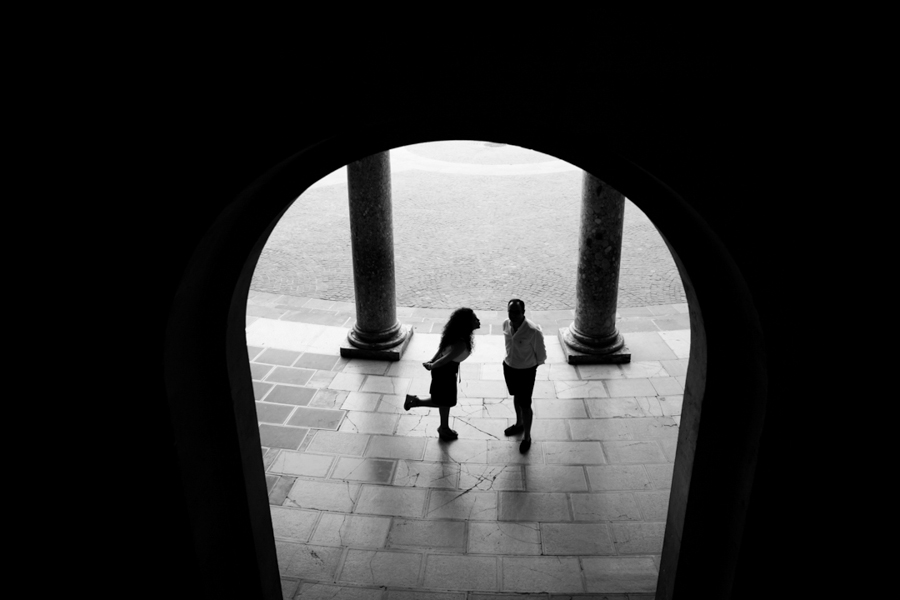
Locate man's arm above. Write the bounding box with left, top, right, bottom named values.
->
left=533, top=325, right=547, bottom=365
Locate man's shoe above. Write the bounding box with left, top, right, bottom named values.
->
left=519, top=438, right=531, bottom=454
left=504, top=424, right=523, bottom=436
left=404, top=395, right=417, bottom=411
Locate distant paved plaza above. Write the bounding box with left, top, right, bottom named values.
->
left=250, top=140, right=686, bottom=311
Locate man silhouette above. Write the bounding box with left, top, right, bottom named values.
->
left=502, top=298, right=546, bottom=453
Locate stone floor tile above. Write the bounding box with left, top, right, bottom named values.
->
left=458, top=463, right=525, bottom=491
left=610, top=522, right=666, bottom=554
left=364, top=435, right=426, bottom=460
left=482, top=398, right=517, bottom=420
left=660, top=358, right=689, bottom=377
left=387, top=518, right=466, bottom=551
left=377, top=394, right=409, bottom=414
left=259, top=424, right=308, bottom=450
left=602, top=441, right=666, bottom=464
left=569, top=419, right=632, bottom=442
left=658, top=329, right=690, bottom=358
left=423, top=438, right=490, bottom=463
left=306, top=430, right=370, bottom=456
left=570, top=492, right=642, bottom=521
left=387, top=589, right=465, bottom=599
left=501, top=556, right=584, bottom=593
left=576, top=364, right=626, bottom=380
left=294, top=352, right=341, bottom=371
left=329, top=372, right=367, bottom=392
left=393, top=460, right=459, bottom=489
left=450, top=417, right=507, bottom=440
left=533, top=398, right=588, bottom=419
left=263, top=447, right=280, bottom=470
left=339, top=549, right=422, bottom=588
left=524, top=465, right=588, bottom=492
left=280, top=577, right=300, bottom=600
left=268, top=475, right=295, bottom=505
left=644, top=464, right=674, bottom=489
left=650, top=376, right=683, bottom=395
left=480, top=362, right=505, bottom=380
left=339, top=412, right=399, bottom=435
left=310, top=513, right=391, bottom=548
left=423, top=555, right=498, bottom=591
left=265, top=366, right=316, bottom=386
left=619, top=361, right=669, bottom=379
left=342, top=360, right=390, bottom=376
left=658, top=395, right=683, bottom=417
left=287, top=406, right=345, bottom=430
left=624, top=417, right=679, bottom=440
left=330, top=457, right=396, bottom=483
left=581, top=557, right=658, bottom=594
left=617, top=318, right=661, bottom=333
left=624, top=332, right=680, bottom=361
left=278, top=541, right=343, bottom=580
left=309, top=388, right=350, bottom=409
left=531, top=419, right=571, bottom=440
left=255, top=401, right=295, bottom=425
left=247, top=344, right=265, bottom=361
left=396, top=413, right=441, bottom=437
left=499, top=492, right=570, bottom=522
left=361, top=375, right=411, bottom=396
left=257, top=348, right=302, bottom=366
left=386, top=360, right=431, bottom=379
left=658, top=436, right=678, bottom=462
left=270, top=506, right=319, bottom=542
left=468, top=521, right=541, bottom=555
left=604, top=378, right=657, bottom=398
left=268, top=450, right=333, bottom=477
left=341, top=391, right=381, bottom=411
left=545, top=362, right=581, bottom=380
left=355, top=485, right=428, bottom=518
left=531, top=380, right=558, bottom=398
left=250, top=362, right=274, bottom=380
left=584, top=397, right=646, bottom=419
left=635, top=396, right=664, bottom=417
left=635, top=491, right=670, bottom=520
left=263, top=384, right=317, bottom=406
left=284, top=479, right=360, bottom=512
left=461, top=380, right=510, bottom=398
left=540, top=522, right=615, bottom=555
left=460, top=361, right=482, bottom=380
left=585, top=465, right=653, bottom=491
left=542, top=441, right=606, bottom=465
left=305, top=369, right=338, bottom=389
left=406, top=378, right=432, bottom=396
left=253, top=381, right=274, bottom=401
left=425, top=489, right=498, bottom=521
left=554, top=380, right=609, bottom=399
left=487, top=440, right=545, bottom=465
left=295, top=582, right=384, bottom=600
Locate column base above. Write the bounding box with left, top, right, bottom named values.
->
left=340, top=325, right=414, bottom=361
left=557, top=328, right=631, bottom=365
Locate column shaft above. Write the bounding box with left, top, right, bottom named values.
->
left=344, top=152, right=410, bottom=355
left=560, top=172, right=630, bottom=363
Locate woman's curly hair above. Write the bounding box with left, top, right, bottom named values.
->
left=439, top=307, right=477, bottom=354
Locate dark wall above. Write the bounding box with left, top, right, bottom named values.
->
left=117, top=42, right=815, bottom=599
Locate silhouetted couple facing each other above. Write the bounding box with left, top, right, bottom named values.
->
left=404, top=299, right=546, bottom=453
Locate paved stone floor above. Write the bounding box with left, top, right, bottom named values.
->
left=248, top=291, right=689, bottom=598
left=250, top=140, right=686, bottom=311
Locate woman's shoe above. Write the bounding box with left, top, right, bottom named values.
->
left=404, top=395, right=417, bottom=411
left=504, top=424, right=523, bottom=436
left=519, top=438, right=532, bottom=454
left=437, top=427, right=458, bottom=441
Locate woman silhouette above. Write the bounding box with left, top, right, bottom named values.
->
left=405, top=307, right=481, bottom=441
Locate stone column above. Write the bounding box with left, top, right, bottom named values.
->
left=341, top=151, right=413, bottom=360
left=559, top=172, right=631, bottom=364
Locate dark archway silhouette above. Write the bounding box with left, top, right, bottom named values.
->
left=164, top=117, right=766, bottom=598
